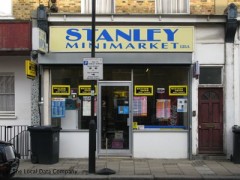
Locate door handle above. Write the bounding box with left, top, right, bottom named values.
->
left=198, top=125, right=201, bottom=129
left=127, top=118, right=130, bottom=126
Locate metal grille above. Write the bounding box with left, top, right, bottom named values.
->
left=0, top=125, right=30, bottom=159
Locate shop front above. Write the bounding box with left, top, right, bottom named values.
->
left=38, top=25, right=194, bottom=158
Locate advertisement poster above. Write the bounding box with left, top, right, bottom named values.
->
left=156, top=99, right=171, bottom=119
left=177, top=98, right=187, bottom=112
left=82, top=96, right=97, bottom=116
left=52, top=98, right=66, bottom=118
left=133, top=96, right=147, bottom=116
left=82, top=96, right=91, bottom=116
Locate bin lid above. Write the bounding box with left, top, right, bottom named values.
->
left=232, top=125, right=240, bottom=133
left=28, top=126, right=62, bottom=132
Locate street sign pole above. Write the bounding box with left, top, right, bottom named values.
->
left=89, top=0, right=96, bottom=174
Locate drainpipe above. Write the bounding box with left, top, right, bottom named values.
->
left=224, top=3, right=238, bottom=159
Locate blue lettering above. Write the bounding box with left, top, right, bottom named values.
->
left=116, top=29, right=131, bottom=41
left=162, top=43, right=168, bottom=49
left=147, top=29, right=161, bottom=41
left=97, top=30, right=113, bottom=41
left=66, top=42, right=78, bottom=48
left=133, top=29, right=146, bottom=41
left=163, top=29, right=178, bottom=41
left=66, top=29, right=81, bottom=41
left=138, top=43, right=146, bottom=49
left=82, top=29, right=92, bottom=41
left=150, top=43, right=158, bottom=49
left=126, top=43, right=135, bottom=49
left=89, top=43, right=100, bottom=49
left=110, top=43, right=123, bottom=49
left=171, top=43, right=178, bottom=48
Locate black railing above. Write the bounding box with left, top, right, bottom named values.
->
left=0, top=125, right=30, bottom=159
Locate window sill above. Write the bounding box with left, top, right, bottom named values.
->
left=0, top=115, right=17, bottom=120
left=0, top=16, right=15, bottom=20
left=133, top=129, right=188, bottom=132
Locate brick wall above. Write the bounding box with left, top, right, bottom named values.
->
left=115, top=0, right=155, bottom=14
left=12, top=0, right=240, bottom=20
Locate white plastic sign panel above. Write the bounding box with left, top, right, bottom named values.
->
left=83, top=58, right=103, bottom=80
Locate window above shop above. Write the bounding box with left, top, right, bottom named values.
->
left=81, top=0, right=113, bottom=14
left=81, top=0, right=189, bottom=14
left=156, top=0, right=189, bottom=14
left=0, top=0, right=13, bottom=19
left=199, top=67, right=223, bottom=85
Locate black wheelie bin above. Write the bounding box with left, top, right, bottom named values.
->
left=28, top=126, right=61, bottom=164
left=232, top=125, right=240, bottom=164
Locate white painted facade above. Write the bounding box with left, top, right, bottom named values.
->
left=0, top=56, right=32, bottom=126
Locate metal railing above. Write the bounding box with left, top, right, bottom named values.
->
left=0, top=125, right=30, bottom=159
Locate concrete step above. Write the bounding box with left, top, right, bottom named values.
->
left=192, top=154, right=227, bottom=160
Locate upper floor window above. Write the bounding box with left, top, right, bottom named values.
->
left=199, top=67, right=223, bottom=85
left=156, top=0, right=189, bottom=14
left=81, top=0, right=189, bottom=14
left=81, top=0, right=113, bottom=14
left=0, top=73, right=15, bottom=116
left=0, top=0, right=13, bottom=18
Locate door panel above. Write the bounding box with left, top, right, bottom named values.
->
left=198, top=88, right=223, bottom=153
left=97, top=81, right=132, bottom=156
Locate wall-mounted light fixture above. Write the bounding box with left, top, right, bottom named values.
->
left=193, top=61, right=200, bottom=79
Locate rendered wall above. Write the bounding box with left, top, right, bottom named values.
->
left=59, top=131, right=188, bottom=158
left=0, top=57, right=31, bottom=126
left=133, top=132, right=188, bottom=159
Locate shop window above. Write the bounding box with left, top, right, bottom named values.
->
left=81, top=0, right=113, bottom=14
left=0, top=0, right=13, bottom=18
left=199, top=67, right=222, bottom=85
left=133, top=66, right=189, bottom=130
left=156, top=0, right=189, bottom=14
left=51, top=65, right=131, bottom=130
left=0, top=73, right=15, bottom=116
left=51, top=65, right=189, bottom=130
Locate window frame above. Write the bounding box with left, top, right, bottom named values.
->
left=0, top=72, right=15, bottom=118
left=155, top=0, right=190, bottom=14
left=198, top=65, right=224, bottom=87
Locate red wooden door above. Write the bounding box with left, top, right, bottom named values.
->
left=198, top=88, right=223, bottom=153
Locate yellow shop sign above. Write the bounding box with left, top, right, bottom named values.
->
left=50, top=26, right=194, bottom=52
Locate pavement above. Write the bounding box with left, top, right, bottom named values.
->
left=12, top=158, right=240, bottom=180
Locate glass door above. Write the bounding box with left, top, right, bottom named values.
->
left=97, top=81, right=132, bottom=156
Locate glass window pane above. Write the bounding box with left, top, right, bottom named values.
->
left=0, top=73, right=15, bottom=112
left=199, top=67, right=222, bottom=84
left=133, top=66, right=189, bottom=130
left=51, top=65, right=189, bottom=130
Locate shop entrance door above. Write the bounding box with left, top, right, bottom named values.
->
left=198, top=88, right=223, bottom=153
left=97, top=81, right=132, bottom=156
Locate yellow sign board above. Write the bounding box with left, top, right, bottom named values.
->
left=52, top=85, right=71, bottom=96
left=25, top=60, right=36, bottom=79
left=78, top=85, right=97, bottom=96
left=50, top=26, right=194, bottom=52
left=134, top=85, right=153, bottom=96
left=169, top=85, right=188, bottom=96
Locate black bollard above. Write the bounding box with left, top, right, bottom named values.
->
left=88, top=119, right=96, bottom=174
